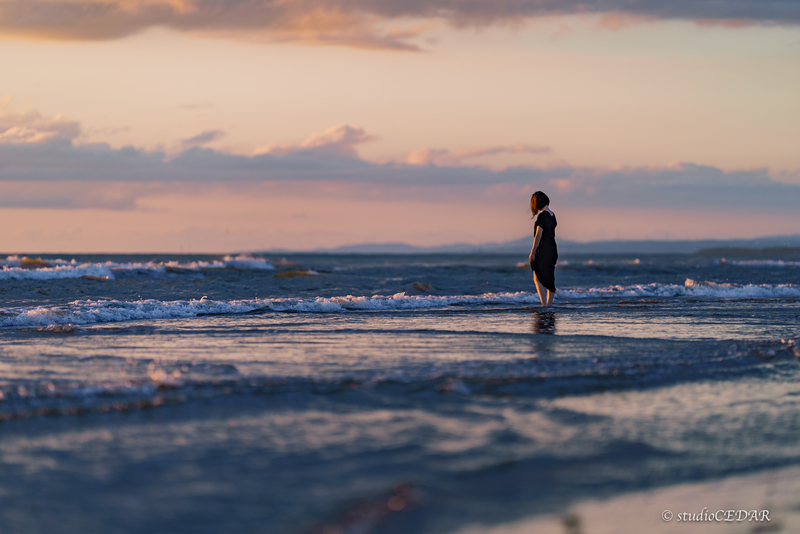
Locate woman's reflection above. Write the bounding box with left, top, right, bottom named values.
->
left=530, top=310, right=556, bottom=334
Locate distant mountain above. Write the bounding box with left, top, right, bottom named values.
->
left=558, top=235, right=800, bottom=255
left=257, top=234, right=800, bottom=255
left=312, top=238, right=533, bottom=254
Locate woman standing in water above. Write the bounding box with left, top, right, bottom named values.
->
left=529, top=191, right=558, bottom=306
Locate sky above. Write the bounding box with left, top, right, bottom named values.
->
left=1, top=0, right=799, bottom=252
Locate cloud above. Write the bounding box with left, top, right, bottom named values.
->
left=0, top=99, right=81, bottom=144
left=0, top=106, right=796, bottom=211
left=1, top=131, right=798, bottom=212
left=256, top=124, right=375, bottom=159
left=0, top=0, right=425, bottom=50
left=404, top=144, right=551, bottom=167
left=775, top=168, right=800, bottom=184
left=2, top=1, right=799, bottom=49
left=542, top=163, right=800, bottom=209
left=0, top=181, right=158, bottom=209
left=180, top=128, right=225, bottom=148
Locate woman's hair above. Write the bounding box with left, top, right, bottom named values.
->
left=530, top=191, right=550, bottom=216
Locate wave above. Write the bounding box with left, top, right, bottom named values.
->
left=559, top=279, right=800, bottom=299
left=2, top=335, right=797, bottom=422
left=0, top=293, right=541, bottom=327
left=0, top=255, right=275, bottom=280
left=2, top=280, right=798, bottom=327
left=719, top=258, right=800, bottom=267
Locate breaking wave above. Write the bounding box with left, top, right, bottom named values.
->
left=559, top=279, right=800, bottom=299
left=0, top=255, right=275, bottom=280
left=0, top=293, right=539, bottom=327
left=2, top=280, right=799, bottom=328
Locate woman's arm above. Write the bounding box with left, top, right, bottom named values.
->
left=529, top=226, right=542, bottom=262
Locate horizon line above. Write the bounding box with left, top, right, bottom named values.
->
left=4, top=233, right=799, bottom=256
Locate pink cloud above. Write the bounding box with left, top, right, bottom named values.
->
left=0, top=106, right=796, bottom=217
left=594, top=12, right=655, bottom=31
left=256, top=124, right=376, bottom=159
left=0, top=98, right=81, bottom=145
left=405, top=144, right=551, bottom=167
left=0, top=1, right=798, bottom=49
left=180, top=129, right=226, bottom=148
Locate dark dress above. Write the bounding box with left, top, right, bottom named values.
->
left=532, top=210, right=558, bottom=292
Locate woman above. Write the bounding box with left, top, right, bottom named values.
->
left=529, top=191, right=558, bottom=306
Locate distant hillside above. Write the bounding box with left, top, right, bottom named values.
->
left=558, top=235, right=800, bottom=255
left=258, top=234, right=800, bottom=255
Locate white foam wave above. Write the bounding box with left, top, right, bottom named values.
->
left=2, top=281, right=798, bottom=327
left=719, top=258, right=800, bottom=267
left=560, top=279, right=800, bottom=299
left=2, top=298, right=259, bottom=327
left=0, top=293, right=542, bottom=327
left=0, top=254, right=275, bottom=280
left=192, top=255, right=276, bottom=270
left=0, top=263, right=116, bottom=280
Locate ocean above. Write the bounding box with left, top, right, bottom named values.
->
left=1, top=251, right=799, bottom=533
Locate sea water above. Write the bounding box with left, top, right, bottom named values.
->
left=0, top=252, right=799, bottom=533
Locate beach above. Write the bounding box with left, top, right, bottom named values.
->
left=1, top=251, right=799, bottom=533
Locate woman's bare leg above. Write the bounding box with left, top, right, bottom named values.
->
left=533, top=272, right=548, bottom=306
left=545, top=289, right=554, bottom=306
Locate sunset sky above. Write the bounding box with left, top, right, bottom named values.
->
left=1, top=0, right=799, bottom=252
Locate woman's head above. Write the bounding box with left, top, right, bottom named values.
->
left=530, top=191, right=550, bottom=215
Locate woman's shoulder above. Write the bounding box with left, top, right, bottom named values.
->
left=537, top=211, right=556, bottom=224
